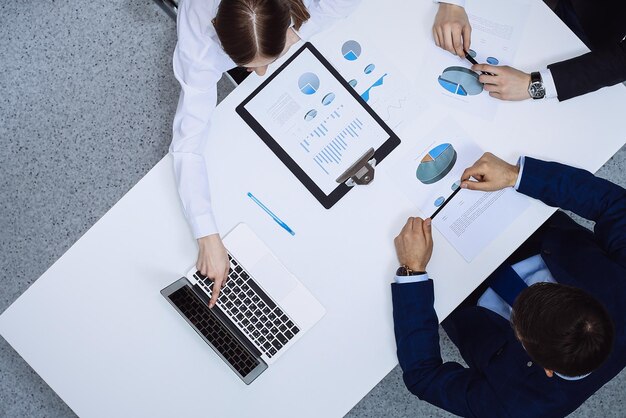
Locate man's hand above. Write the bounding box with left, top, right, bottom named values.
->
left=473, top=64, right=531, bottom=101
left=196, top=233, right=230, bottom=308
left=394, top=217, right=433, bottom=272
left=461, top=152, right=520, bottom=191
left=433, top=3, right=472, bottom=58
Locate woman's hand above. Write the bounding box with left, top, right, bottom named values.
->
left=196, top=234, right=230, bottom=308
left=433, top=3, right=472, bottom=58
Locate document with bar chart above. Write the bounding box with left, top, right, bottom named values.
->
left=237, top=43, right=400, bottom=208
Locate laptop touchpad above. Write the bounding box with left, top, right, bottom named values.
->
left=251, top=254, right=298, bottom=302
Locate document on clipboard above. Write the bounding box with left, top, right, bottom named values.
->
left=236, top=43, right=400, bottom=209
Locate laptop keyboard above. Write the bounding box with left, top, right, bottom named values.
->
left=167, top=285, right=262, bottom=379
left=194, top=256, right=300, bottom=358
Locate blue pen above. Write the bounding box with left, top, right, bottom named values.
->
left=247, top=192, right=295, bottom=236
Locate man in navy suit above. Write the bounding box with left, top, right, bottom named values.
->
left=392, top=153, right=625, bottom=417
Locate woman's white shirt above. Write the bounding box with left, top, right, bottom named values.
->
left=171, top=0, right=360, bottom=239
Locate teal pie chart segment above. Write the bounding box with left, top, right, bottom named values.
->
left=416, top=143, right=458, bottom=184
left=298, top=73, right=320, bottom=95
left=438, top=66, right=482, bottom=96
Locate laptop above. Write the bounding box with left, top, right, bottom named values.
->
left=161, top=223, right=325, bottom=384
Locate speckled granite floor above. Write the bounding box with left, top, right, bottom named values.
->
left=0, top=1, right=624, bottom=417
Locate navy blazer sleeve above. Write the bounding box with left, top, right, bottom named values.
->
left=548, top=39, right=626, bottom=101
left=392, top=280, right=508, bottom=417
left=518, top=157, right=626, bottom=268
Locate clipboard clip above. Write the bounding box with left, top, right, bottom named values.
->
left=335, top=147, right=377, bottom=187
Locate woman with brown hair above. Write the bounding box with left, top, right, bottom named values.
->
left=171, top=0, right=359, bottom=307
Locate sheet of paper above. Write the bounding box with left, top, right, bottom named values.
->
left=243, top=47, right=390, bottom=195
left=416, top=0, right=530, bottom=119
left=314, top=29, right=424, bottom=132
left=433, top=187, right=530, bottom=262
left=387, top=117, right=530, bottom=262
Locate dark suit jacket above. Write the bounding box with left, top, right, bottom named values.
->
left=548, top=0, right=626, bottom=100
left=392, top=157, right=626, bottom=417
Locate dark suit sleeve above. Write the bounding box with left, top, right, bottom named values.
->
left=392, top=281, right=508, bottom=418
left=518, top=157, right=626, bottom=266
left=548, top=39, right=626, bottom=101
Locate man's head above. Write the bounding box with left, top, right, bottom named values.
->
left=511, top=282, right=614, bottom=378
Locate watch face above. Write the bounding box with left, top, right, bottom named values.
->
left=529, top=82, right=545, bottom=99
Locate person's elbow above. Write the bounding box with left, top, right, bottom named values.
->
left=399, top=358, right=442, bottom=399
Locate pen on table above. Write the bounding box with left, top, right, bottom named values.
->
left=247, top=192, right=295, bottom=236
left=431, top=186, right=462, bottom=220
left=463, top=50, right=496, bottom=76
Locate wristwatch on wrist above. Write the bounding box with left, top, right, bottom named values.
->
left=396, top=265, right=426, bottom=276
left=528, top=71, right=546, bottom=100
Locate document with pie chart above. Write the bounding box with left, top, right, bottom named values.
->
left=313, top=26, right=425, bottom=133
left=388, top=117, right=530, bottom=262
left=417, top=0, right=529, bottom=119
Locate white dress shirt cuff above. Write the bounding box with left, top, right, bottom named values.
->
left=189, top=213, right=219, bottom=240
left=540, top=68, right=558, bottom=100
left=433, top=0, right=466, bottom=8
left=394, top=273, right=430, bottom=284
left=514, top=156, right=525, bottom=191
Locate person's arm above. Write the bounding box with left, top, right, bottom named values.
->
left=432, top=1, right=471, bottom=58
left=472, top=38, right=626, bottom=101
left=517, top=157, right=626, bottom=262
left=294, top=0, right=361, bottom=41
left=548, top=39, right=626, bottom=101
left=461, top=153, right=626, bottom=266
left=172, top=0, right=235, bottom=306
left=392, top=217, right=508, bottom=417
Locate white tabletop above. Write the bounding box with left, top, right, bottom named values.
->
left=1, top=0, right=625, bottom=417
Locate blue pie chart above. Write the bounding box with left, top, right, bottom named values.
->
left=298, top=73, right=320, bottom=95
left=438, top=66, right=482, bottom=96
left=348, top=79, right=358, bottom=88
left=416, top=143, right=458, bottom=184
left=304, top=109, right=317, bottom=121
left=342, top=40, right=362, bottom=61
left=322, top=92, right=335, bottom=106
left=364, top=64, right=375, bottom=74
left=486, top=56, right=499, bottom=65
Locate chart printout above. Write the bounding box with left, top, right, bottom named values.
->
left=243, top=47, right=390, bottom=195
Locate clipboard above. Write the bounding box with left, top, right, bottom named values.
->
left=236, top=42, right=400, bottom=209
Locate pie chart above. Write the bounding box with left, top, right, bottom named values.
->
left=298, top=73, right=320, bottom=95
left=342, top=40, right=362, bottom=61
left=322, top=92, right=335, bottom=106
left=438, top=66, right=482, bottom=96
left=416, top=143, right=457, bottom=184
left=304, top=109, right=317, bottom=121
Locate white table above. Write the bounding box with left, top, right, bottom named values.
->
left=1, top=0, right=625, bottom=417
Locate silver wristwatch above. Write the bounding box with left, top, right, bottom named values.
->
left=528, top=71, right=546, bottom=100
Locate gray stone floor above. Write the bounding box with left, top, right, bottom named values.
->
left=0, top=1, right=624, bottom=417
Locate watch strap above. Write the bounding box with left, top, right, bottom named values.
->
left=396, top=266, right=427, bottom=276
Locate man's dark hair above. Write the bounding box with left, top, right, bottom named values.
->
left=511, top=282, right=614, bottom=377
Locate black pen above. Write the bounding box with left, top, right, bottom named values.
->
left=431, top=187, right=462, bottom=220
left=464, top=50, right=495, bottom=76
